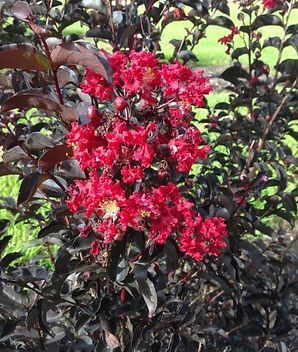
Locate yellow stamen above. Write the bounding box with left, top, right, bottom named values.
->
left=100, top=199, right=120, bottom=220
left=140, top=210, right=151, bottom=218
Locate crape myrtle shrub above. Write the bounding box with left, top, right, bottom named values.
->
left=0, top=0, right=297, bottom=351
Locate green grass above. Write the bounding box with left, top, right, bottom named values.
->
left=0, top=176, right=41, bottom=260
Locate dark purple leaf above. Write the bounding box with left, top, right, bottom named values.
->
left=13, top=1, right=33, bottom=20
left=2, top=146, right=29, bottom=164
left=39, top=144, right=73, bottom=171
left=0, top=252, right=23, bottom=269
left=0, top=236, right=12, bottom=257
left=0, top=44, right=50, bottom=71
left=133, top=263, right=157, bottom=317
left=17, top=172, right=49, bottom=205
left=50, top=42, right=112, bottom=82
left=0, top=219, right=10, bottom=235
left=0, top=90, right=79, bottom=123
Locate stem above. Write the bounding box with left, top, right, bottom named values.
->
left=247, top=11, right=253, bottom=120
left=39, top=35, right=64, bottom=104
left=248, top=81, right=293, bottom=178
left=106, top=0, right=118, bottom=51
left=256, top=94, right=289, bottom=153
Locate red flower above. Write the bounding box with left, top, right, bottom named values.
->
left=90, top=241, right=100, bottom=256
left=262, top=0, right=278, bottom=9
left=218, top=26, right=239, bottom=52
left=81, top=68, right=113, bottom=101
left=161, top=62, right=211, bottom=106
left=66, top=50, right=227, bottom=262
left=121, top=165, right=144, bottom=184
left=179, top=216, right=227, bottom=261
left=218, top=34, right=233, bottom=45
left=168, top=127, right=210, bottom=172
left=97, top=220, right=122, bottom=244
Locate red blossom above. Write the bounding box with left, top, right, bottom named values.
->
left=67, top=50, right=227, bottom=262
left=218, top=26, right=239, bottom=53
left=121, top=165, right=144, bottom=184
left=81, top=68, right=113, bottom=101
left=262, top=0, right=278, bottom=9
left=90, top=241, right=100, bottom=256
left=168, top=127, right=210, bottom=172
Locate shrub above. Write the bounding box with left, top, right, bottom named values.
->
left=0, top=0, right=297, bottom=351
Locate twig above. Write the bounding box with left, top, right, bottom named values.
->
left=248, top=80, right=294, bottom=178
left=256, top=95, right=289, bottom=153
left=39, top=35, right=64, bottom=105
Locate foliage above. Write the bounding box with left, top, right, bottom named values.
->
left=0, top=0, right=297, bottom=351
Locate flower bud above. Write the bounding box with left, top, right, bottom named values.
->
left=114, top=97, right=127, bottom=111
left=87, top=106, right=98, bottom=119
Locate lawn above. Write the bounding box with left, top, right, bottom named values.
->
left=0, top=1, right=297, bottom=258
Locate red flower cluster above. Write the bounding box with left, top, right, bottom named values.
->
left=262, top=0, right=278, bottom=9
left=218, top=26, right=239, bottom=54
left=67, top=50, right=227, bottom=261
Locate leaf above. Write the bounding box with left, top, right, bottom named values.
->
left=0, top=44, right=50, bottom=71
left=50, top=42, right=112, bottom=82
left=17, top=172, right=49, bottom=205
left=284, top=34, right=298, bottom=52
left=0, top=219, right=10, bottom=236
left=0, top=319, right=18, bottom=339
left=133, top=263, right=157, bottom=318
left=86, top=27, right=112, bottom=40
left=25, top=132, right=54, bottom=151
left=231, top=47, right=249, bottom=60
left=164, top=238, right=179, bottom=272
left=2, top=146, right=28, bottom=164
left=201, top=271, right=232, bottom=295
left=283, top=193, right=297, bottom=213
left=28, top=22, right=51, bottom=36
left=0, top=90, right=60, bottom=113
left=13, top=1, right=33, bottom=20
left=220, top=66, right=249, bottom=85
left=263, top=37, right=282, bottom=49
left=276, top=59, right=298, bottom=78
left=252, top=15, right=283, bottom=31
left=0, top=236, right=12, bottom=257
left=39, top=145, right=73, bottom=171
left=286, top=24, right=298, bottom=35
left=36, top=299, right=54, bottom=336
left=105, top=331, right=120, bottom=349
left=217, top=1, right=230, bottom=16
left=275, top=210, right=295, bottom=228
left=278, top=341, right=288, bottom=352
left=0, top=90, right=79, bottom=123
left=59, top=159, right=85, bottom=179
left=253, top=220, right=274, bottom=236
left=207, top=16, right=234, bottom=29
left=245, top=293, right=274, bottom=305
left=108, top=240, right=126, bottom=281
left=0, top=252, right=23, bottom=269
left=38, top=222, right=66, bottom=238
